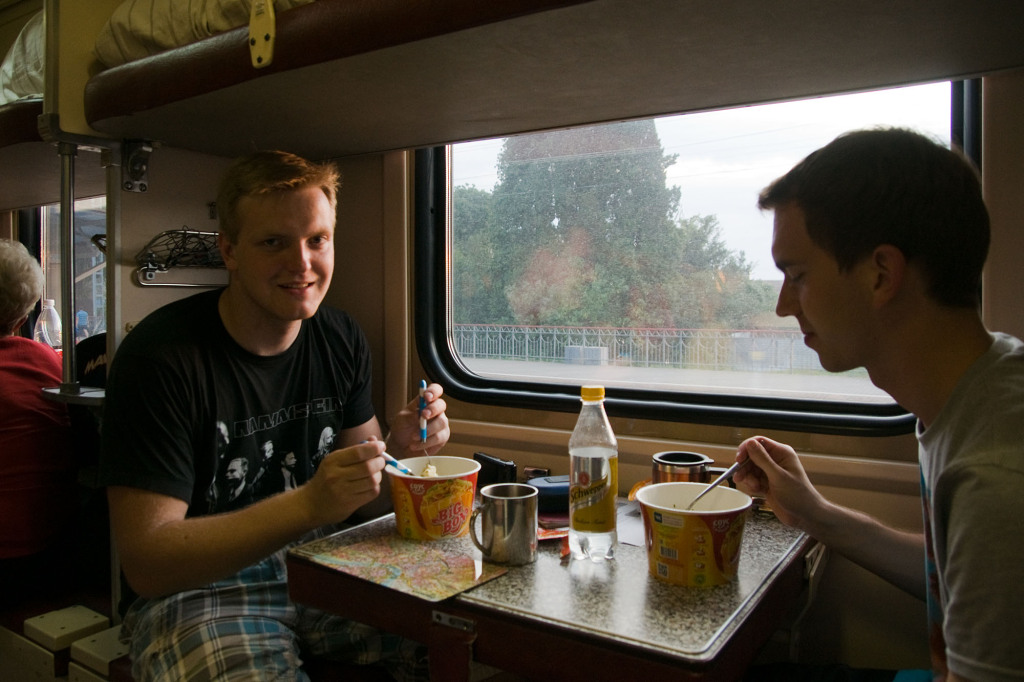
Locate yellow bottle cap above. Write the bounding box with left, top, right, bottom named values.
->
left=580, top=385, right=605, bottom=400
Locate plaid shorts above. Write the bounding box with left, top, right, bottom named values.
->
left=121, top=542, right=427, bottom=681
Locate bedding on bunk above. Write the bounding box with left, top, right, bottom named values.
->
left=94, top=0, right=315, bottom=68
left=0, top=11, right=44, bottom=107
left=83, top=0, right=596, bottom=158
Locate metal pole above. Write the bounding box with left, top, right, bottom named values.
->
left=58, top=141, right=79, bottom=394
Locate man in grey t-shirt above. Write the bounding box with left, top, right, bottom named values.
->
left=734, top=128, right=1024, bottom=682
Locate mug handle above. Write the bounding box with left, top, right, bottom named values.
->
left=469, top=504, right=491, bottom=554
left=708, top=466, right=738, bottom=488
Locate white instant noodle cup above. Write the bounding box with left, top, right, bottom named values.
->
left=635, top=482, right=752, bottom=586
left=386, top=456, right=481, bottom=541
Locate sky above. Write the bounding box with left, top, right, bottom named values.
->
left=451, top=82, right=952, bottom=280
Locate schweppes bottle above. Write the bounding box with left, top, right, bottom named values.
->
left=568, top=385, right=618, bottom=561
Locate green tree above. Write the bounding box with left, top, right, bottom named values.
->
left=451, top=121, right=776, bottom=330
left=491, top=120, right=681, bottom=327
left=452, top=185, right=507, bottom=323
left=667, top=214, right=776, bottom=329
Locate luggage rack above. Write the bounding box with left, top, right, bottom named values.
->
left=134, top=228, right=227, bottom=287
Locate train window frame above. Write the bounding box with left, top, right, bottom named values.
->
left=415, top=81, right=979, bottom=436
left=20, top=196, right=108, bottom=342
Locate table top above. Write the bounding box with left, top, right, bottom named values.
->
left=288, top=505, right=809, bottom=666
left=462, top=510, right=805, bottom=662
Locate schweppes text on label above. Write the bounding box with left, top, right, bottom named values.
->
left=570, top=476, right=609, bottom=505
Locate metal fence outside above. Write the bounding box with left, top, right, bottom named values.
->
left=452, top=324, right=827, bottom=374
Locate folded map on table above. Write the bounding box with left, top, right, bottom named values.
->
left=290, top=522, right=507, bottom=602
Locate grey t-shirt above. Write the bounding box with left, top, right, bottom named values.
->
left=918, top=332, right=1024, bottom=681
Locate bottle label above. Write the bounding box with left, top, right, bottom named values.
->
left=570, top=456, right=618, bottom=533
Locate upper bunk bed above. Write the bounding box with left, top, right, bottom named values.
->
left=78, top=0, right=595, bottom=160
left=0, top=1, right=103, bottom=211
left=69, top=0, right=1024, bottom=162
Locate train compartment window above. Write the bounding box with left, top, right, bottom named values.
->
left=418, top=82, right=956, bottom=435
left=36, top=196, right=108, bottom=342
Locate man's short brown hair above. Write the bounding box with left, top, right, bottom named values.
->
left=217, top=151, right=341, bottom=243
left=759, top=128, right=989, bottom=309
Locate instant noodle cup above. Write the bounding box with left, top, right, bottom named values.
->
left=387, top=456, right=481, bottom=541
left=635, top=482, right=752, bottom=587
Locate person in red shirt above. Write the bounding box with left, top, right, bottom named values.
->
left=0, top=238, right=75, bottom=608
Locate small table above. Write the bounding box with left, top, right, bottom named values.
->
left=287, top=510, right=820, bottom=681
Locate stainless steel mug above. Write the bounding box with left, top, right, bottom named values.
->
left=651, top=451, right=728, bottom=483
left=470, top=483, right=539, bottom=565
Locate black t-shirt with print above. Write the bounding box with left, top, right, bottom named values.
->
left=99, top=288, right=376, bottom=518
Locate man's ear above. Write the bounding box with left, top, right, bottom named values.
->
left=218, top=232, right=236, bottom=271
left=870, top=244, right=907, bottom=306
